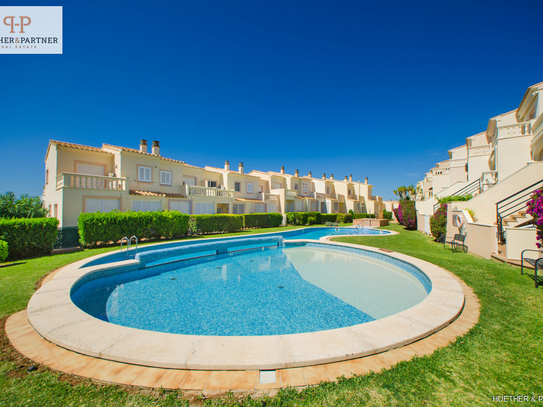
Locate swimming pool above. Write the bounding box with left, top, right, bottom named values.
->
left=28, top=235, right=464, bottom=370
left=71, top=242, right=430, bottom=336
left=81, top=226, right=392, bottom=267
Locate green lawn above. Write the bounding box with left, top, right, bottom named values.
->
left=1, top=224, right=542, bottom=406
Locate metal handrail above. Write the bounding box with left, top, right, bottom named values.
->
left=496, top=179, right=543, bottom=244
left=433, top=179, right=480, bottom=213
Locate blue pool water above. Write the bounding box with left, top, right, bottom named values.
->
left=72, top=242, right=430, bottom=336
left=82, top=227, right=390, bottom=267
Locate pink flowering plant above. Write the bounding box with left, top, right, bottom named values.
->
left=526, top=188, right=543, bottom=248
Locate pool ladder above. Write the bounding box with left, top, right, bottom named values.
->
left=120, top=236, right=138, bottom=259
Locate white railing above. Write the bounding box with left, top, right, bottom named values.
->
left=468, top=145, right=491, bottom=157
left=263, top=193, right=279, bottom=202
left=449, top=158, right=467, bottom=168
left=315, top=193, right=325, bottom=200
left=325, top=192, right=336, bottom=199
left=337, top=194, right=345, bottom=202
left=56, top=173, right=127, bottom=191
left=498, top=121, right=532, bottom=138
left=285, top=189, right=297, bottom=197
left=186, top=185, right=235, bottom=199
left=298, top=191, right=315, bottom=198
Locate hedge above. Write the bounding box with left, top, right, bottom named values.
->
left=337, top=213, right=353, bottom=223
left=189, top=214, right=243, bottom=235
left=78, top=211, right=189, bottom=246
left=320, top=214, right=339, bottom=223
left=0, top=240, right=8, bottom=262
left=0, top=217, right=58, bottom=259
left=243, top=213, right=283, bottom=228
left=430, top=203, right=447, bottom=241
left=382, top=210, right=393, bottom=220
left=353, top=213, right=376, bottom=219
left=286, top=212, right=322, bottom=225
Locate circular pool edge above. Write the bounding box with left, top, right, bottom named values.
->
left=27, top=238, right=464, bottom=370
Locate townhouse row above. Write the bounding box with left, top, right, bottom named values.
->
left=43, top=139, right=385, bottom=227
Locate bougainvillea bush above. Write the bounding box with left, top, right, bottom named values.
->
left=526, top=188, right=543, bottom=248
left=398, top=200, right=417, bottom=230
left=430, top=203, right=447, bottom=241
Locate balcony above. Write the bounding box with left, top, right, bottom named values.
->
left=337, top=194, right=345, bottom=202
left=285, top=189, right=297, bottom=198
left=56, top=173, right=127, bottom=191
left=315, top=193, right=325, bottom=200
left=498, top=121, right=532, bottom=139
left=298, top=191, right=315, bottom=198
left=468, top=145, right=491, bottom=157
left=325, top=192, right=337, bottom=199
left=262, top=193, right=279, bottom=202
left=185, top=185, right=235, bottom=199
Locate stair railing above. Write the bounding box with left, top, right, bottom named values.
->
left=496, top=179, right=543, bottom=244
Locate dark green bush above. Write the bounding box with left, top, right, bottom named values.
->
left=0, top=217, right=58, bottom=259
left=286, top=212, right=322, bottom=225
left=0, top=191, right=48, bottom=218
left=320, top=214, right=339, bottom=223
left=0, top=240, right=8, bottom=262
left=243, top=213, right=270, bottom=228
left=353, top=213, right=375, bottom=219
left=337, top=213, right=353, bottom=223
left=268, top=213, right=283, bottom=227
left=438, top=195, right=472, bottom=204
left=382, top=210, right=393, bottom=220
left=430, top=203, right=447, bottom=240
left=78, top=211, right=189, bottom=246
left=189, top=214, right=243, bottom=235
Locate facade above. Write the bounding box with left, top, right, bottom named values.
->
left=414, top=81, right=543, bottom=260
left=44, top=140, right=382, bottom=227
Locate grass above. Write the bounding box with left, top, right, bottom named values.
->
left=1, top=223, right=543, bottom=406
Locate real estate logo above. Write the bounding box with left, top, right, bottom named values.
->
left=0, top=6, right=62, bottom=54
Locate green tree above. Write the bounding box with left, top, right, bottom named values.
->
left=0, top=191, right=48, bottom=219
left=393, top=185, right=416, bottom=201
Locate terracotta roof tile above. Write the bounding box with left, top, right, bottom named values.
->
left=129, top=190, right=187, bottom=199
left=50, top=140, right=112, bottom=154
left=204, top=166, right=261, bottom=178
left=235, top=198, right=265, bottom=203
left=102, top=144, right=186, bottom=165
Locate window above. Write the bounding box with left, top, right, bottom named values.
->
left=235, top=182, right=241, bottom=192
left=267, top=204, right=278, bottom=213
left=183, top=176, right=196, bottom=186
left=138, top=166, right=152, bottom=182
left=326, top=187, right=330, bottom=194
left=295, top=200, right=303, bottom=212
left=303, top=184, right=308, bottom=194
left=255, top=204, right=266, bottom=213
left=45, top=169, right=49, bottom=185
left=54, top=204, right=58, bottom=218
left=131, top=200, right=161, bottom=212
left=206, top=180, right=217, bottom=188
left=333, top=202, right=339, bottom=211
left=160, top=170, right=172, bottom=185
left=169, top=200, right=189, bottom=214
left=273, top=182, right=281, bottom=189
left=77, top=163, right=105, bottom=176
left=86, top=198, right=120, bottom=213
left=233, top=204, right=245, bottom=214
left=194, top=202, right=214, bottom=214
left=294, top=184, right=299, bottom=191
left=247, top=183, right=253, bottom=193
left=258, top=185, right=263, bottom=193
left=310, top=201, right=318, bottom=211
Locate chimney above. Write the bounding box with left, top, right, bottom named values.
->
left=238, top=162, right=244, bottom=174
left=330, top=174, right=334, bottom=180
left=308, top=171, right=312, bottom=178
left=365, top=177, right=368, bottom=184
left=139, top=139, right=147, bottom=153
left=225, top=160, right=230, bottom=171
left=152, top=140, right=160, bottom=155
left=349, top=174, right=353, bottom=182
left=344, top=176, right=348, bottom=182
left=322, top=173, right=326, bottom=180
left=295, top=169, right=299, bottom=177
left=280, top=166, right=285, bottom=174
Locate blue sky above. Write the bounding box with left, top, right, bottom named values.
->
left=1, top=0, right=542, bottom=201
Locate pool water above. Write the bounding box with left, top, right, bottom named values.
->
left=72, top=244, right=429, bottom=336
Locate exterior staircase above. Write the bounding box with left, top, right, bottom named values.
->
left=501, top=210, right=532, bottom=228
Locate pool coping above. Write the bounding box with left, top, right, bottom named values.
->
left=25, top=237, right=465, bottom=371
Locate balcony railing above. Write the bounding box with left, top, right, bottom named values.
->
left=325, top=192, right=336, bottom=199
left=315, top=193, right=325, bottom=200
left=468, top=145, right=491, bottom=157
left=56, top=173, right=127, bottom=191
left=285, top=189, right=297, bottom=197
left=262, top=193, right=279, bottom=202
left=337, top=194, right=345, bottom=202
left=498, top=121, right=532, bottom=138
left=298, top=191, right=315, bottom=198
left=186, top=185, right=235, bottom=199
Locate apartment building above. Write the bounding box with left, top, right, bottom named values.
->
left=414, top=81, right=543, bottom=260
left=43, top=139, right=381, bottom=227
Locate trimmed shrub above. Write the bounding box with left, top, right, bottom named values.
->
left=0, top=217, right=58, bottom=259
left=0, top=240, right=8, bottom=262
left=78, top=211, right=189, bottom=246
left=189, top=214, right=243, bottom=235
left=382, top=210, right=393, bottom=220
left=337, top=213, right=353, bottom=223
left=438, top=195, right=472, bottom=204
left=286, top=212, right=322, bottom=225
left=353, top=213, right=376, bottom=219
left=320, top=214, right=339, bottom=223
left=430, top=203, right=447, bottom=241
left=398, top=201, right=417, bottom=230
left=268, top=213, right=283, bottom=227
left=243, top=213, right=270, bottom=229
